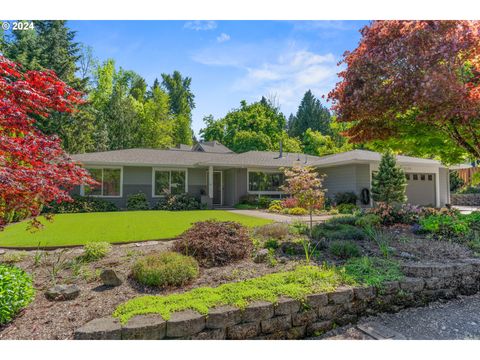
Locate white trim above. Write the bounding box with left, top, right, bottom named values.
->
left=80, top=166, right=123, bottom=198
left=206, top=170, right=223, bottom=205
left=247, top=168, right=285, bottom=195
left=151, top=168, right=188, bottom=198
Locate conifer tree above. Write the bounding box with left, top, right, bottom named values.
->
left=371, top=151, right=407, bottom=204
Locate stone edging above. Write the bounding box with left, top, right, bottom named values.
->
left=74, top=259, right=480, bottom=340
left=451, top=193, right=480, bottom=206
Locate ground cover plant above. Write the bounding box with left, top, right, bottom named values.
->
left=113, top=258, right=403, bottom=323
left=174, top=220, right=253, bottom=267
left=0, top=264, right=35, bottom=325
left=312, top=222, right=365, bottom=242
left=0, top=210, right=271, bottom=248
left=328, top=240, right=361, bottom=259
left=132, top=252, right=199, bottom=287
left=82, top=242, right=112, bottom=261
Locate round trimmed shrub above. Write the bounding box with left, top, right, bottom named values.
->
left=174, top=220, right=253, bottom=267
left=126, top=192, right=150, bottom=210
left=132, top=252, right=199, bottom=287
left=0, top=264, right=35, bottom=325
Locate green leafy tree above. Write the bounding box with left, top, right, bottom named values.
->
left=161, top=71, right=195, bottom=145
left=200, top=98, right=297, bottom=153
left=303, top=129, right=352, bottom=157
left=371, top=151, right=407, bottom=205
left=288, top=90, right=332, bottom=137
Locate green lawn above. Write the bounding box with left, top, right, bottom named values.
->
left=0, top=210, right=271, bottom=248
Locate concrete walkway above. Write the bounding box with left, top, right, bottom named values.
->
left=317, top=294, right=480, bottom=340
left=227, top=209, right=334, bottom=223
left=453, top=205, right=480, bottom=214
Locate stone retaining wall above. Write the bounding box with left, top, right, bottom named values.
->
left=451, top=193, right=480, bottom=206
left=74, top=259, right=480, bottom=340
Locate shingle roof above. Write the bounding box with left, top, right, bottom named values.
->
left=70, top=148, right=445, bottom=168
left=194, top=141, right=234, bottom=153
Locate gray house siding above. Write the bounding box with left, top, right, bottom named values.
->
left=122, top=166, right=154, bottom=208
left=355, top=164, right=371, bottom=195
left=319, top=165, right=358, bottom=200
left=224, top=169, right=236, bottom=206
left=188, top=168, right=207, bottom=197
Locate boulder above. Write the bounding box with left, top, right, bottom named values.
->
left=100, top=269, right=123, bottom=287
left=45, top=284, right=80, bottom=301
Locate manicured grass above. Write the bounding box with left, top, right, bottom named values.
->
left=0, top=210, right=272, bottom=248
left=113, top=258, right=404, bottom=324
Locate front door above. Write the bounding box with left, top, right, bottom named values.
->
left=213, top=171, right=222, bottom=205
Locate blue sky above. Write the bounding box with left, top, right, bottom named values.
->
left=70, top=20, right=369, bottom=136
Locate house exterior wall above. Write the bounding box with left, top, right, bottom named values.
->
left=224, top=169, right=236, bottom=206
left=439, top=167, right=450, bottom=206
left=318, top=165, right=358, bottom=199
left=188, top=168, right=207, bottom=197
left=122, top=166, right=153, bottom=208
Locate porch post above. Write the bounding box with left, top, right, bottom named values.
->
left=208, top=166, right=214, bottom=199
left=435, top=169, right=441, bottom=207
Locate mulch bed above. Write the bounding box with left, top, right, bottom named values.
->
left=0, top=240, right=298, bottom=340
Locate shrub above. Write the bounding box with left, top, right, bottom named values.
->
left=366, top=202, right=420, bottom=225
left=334, top=192, right=358, bottom=205
left=268, top=203, right=283, bottom=212
left=355, top=214, right=381, bottom=229
left=312, top=223, right=365, bottom=241
left=344, top=257, right=403, bottom=287
left=264, top=239, right=280, bottom=250
left=285, top=207, right=309, bottom=216
left=371, top=150, right=407, bottom=204
left=289, top=220, right=310, bottom=235
left=83, top=241, right=112, bottom=261
left=281, top=197, right=299, bottom=209
left=257, top=196, right=272, bottom=209
left=457, top=185, right=480, bottom=194
left=174, top=220, right=253, bottom=267
left=153, top=194, right=203, bottom=211
left=328, top=240, right=361, bottom=259
left=419, top=214, right=470, bottom=240
left=132, top=252, right=199, bottom=287
left=0, top=264, right=35, bottom=324
left=337, top=203, right=358, bottom=214
left=254, top=223, right=289, bottom=239
left=2, top=251, right=28, bottom=264
left=42, top=194, right=118, bottom=214
left=126, top=192, right=150, bottom=211
left=327, top=215, right=358, bottom=226
left=234, top=203, right=258, bottom=210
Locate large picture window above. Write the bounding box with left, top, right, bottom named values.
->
left=154, top=169, right=187, bottom=196
left=248, top=171, right=285, bottom=192
left=83, top=167, right=122, bottom=197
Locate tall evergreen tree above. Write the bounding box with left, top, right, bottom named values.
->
left=371, top=151, right=408, bottom=205
left=161, top=71, right=195, bottom=145
left=289, top=90, right=332, bottom=137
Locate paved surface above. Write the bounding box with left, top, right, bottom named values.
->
left=453, top=205, right=480, bottom=214
left=227, top=209, right=334, bottom=223
left=318, top=294, right=480, bottom=340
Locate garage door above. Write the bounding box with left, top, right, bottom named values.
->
left=405, top=173, right=436, bottom=206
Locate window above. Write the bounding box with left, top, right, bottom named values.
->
left=248, top=172, right=285, bottom=192
left=413, top=174, right=418, bottom=180
left=428, top=174, right=433, bottom=181
left=153, top=169, right=187, bottom=196
left=83, top=167, right=122, bottom=197
left=405, top=174, right=410, bottom=180
left=420, top=174, right=425, bottom=181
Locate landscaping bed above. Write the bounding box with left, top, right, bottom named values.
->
left=2, top=206, right=480, bottom=340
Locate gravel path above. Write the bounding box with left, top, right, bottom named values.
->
left=320, top=294, right=480, bottom=340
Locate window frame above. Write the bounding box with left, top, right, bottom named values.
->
left=80, top=166, right=123, bottom=198
left=247, top=169, right=285, bottom=195
left=151, top=168, right=188, bottom=198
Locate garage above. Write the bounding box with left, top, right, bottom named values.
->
left=405, top=173, right=436, bottom=206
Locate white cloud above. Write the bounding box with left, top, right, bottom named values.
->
left=216, top=33, right=230, bottom=43
left=232, top=50, right=338, bottom=108
left=184, top=21, right=217, bottom=31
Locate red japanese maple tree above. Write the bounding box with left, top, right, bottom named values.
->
left=329, top=21, right=480, bottom=160
left=0, top=55, right=96, bottom=229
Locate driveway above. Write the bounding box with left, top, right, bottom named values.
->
left=453, top=205, right=480, bottom=214
left=227, top=209, right=334, bottom=223
left=316, top=294, right=480, bottom=340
